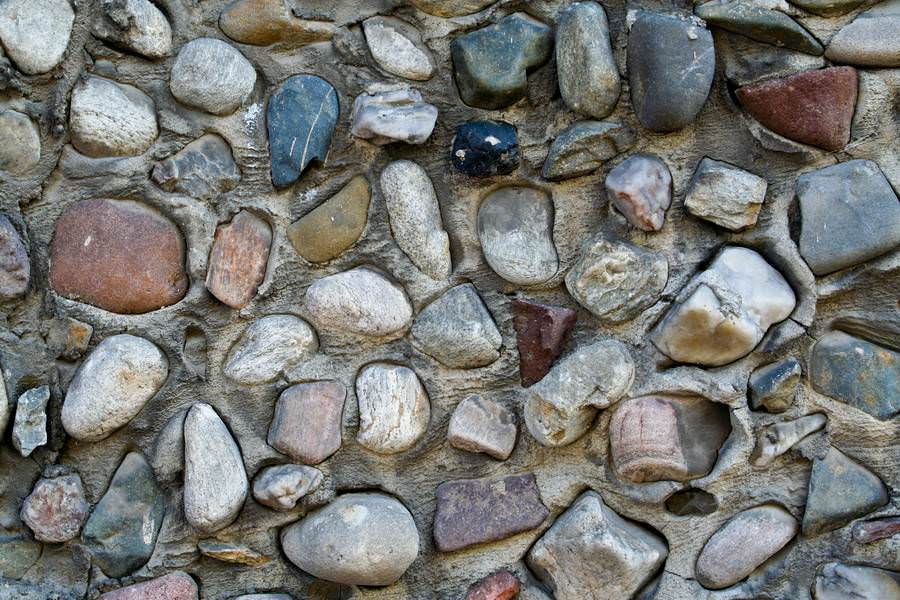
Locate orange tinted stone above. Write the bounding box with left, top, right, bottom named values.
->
left=206, top=210, right=272, bottom=309
left=465, top=570, right=521, bottom=600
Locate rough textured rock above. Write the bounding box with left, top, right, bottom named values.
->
left=0, top=531, right=41, bottom=579
left=170, top=38, right=256, bottom=116
left=796, top=160, right=900, bottom=276
left=288, top=175, right=370, bottom=263
left=0, top=110, right=40, bottom=175
left=813, top=562, right=900, bottom=599
left=788, top=0, right=863, bottom=16
left=627, top=11, right=715, bottom=132
left=749, top=358, right=801, bottom=412
left=380, top=160, right=451, bottom=279
left=12, top=385, right=49, bottom=457
left=281, top=493, right=419, bottom=586
left=98, top=572, right=199, bottom=600
left=183, top=403, right=249, bottom=533
left=752, top=413, right=827, bottom=467
left=651, top=246, right=796, bottom=366
left=852, top=517, right=900, bottom=545
left=223, top=315, right=318, bottom=385
left=825, top=0, right=900, bottom=67
left=351, top=89, right=438, bottom=145
left=0, top=214, right=29, bottom=300
left=524, top=339, right=634, bottom=447
left=565, top=234, right=667, bottom=323
left=46, top=316, right=93, bottom=360
left=252, top=464, right=323, bottom=510
left=433, top=473, right=548, bottom=552
left=152, top=134, right=241, bottom=201
left=736, top=67, right=858, bottom=151
left=684, top=158, right=768, bottom=231
left=20, top=473, right=89, bottom=543
left=542, top=120, right=635, bottom=181
left=410, top=0, right=495, bottom=16
left=62, top=334, right=168, bottom=441
left=49, top=199, right=188, bottom=313
left=477, top=186, right=558, bottom=285
left=605, top=154, right=673, bottom=232
left=198, top=540, right=270, bottom=566
left=355, top=363, right=430, bottom=454
left=0, top=0, right=74, bottom=74
left=69, top=76, right=158, bottom=158
left=447, top=395, right=517, bottom=460
left=464, top=570, right=520, bottom=600
left=695, top=1, right=823, bottom=55
left=363, top=17, right=435, bottom=81
left=695, top=505, right=798, bottom=590
left=267, top=381, right=345, bottom=464
left=451, top=13, right=553, bottom=109
left=527, top=491, right=667, bottom=600
left=512, top=299, right=577, bottom=387
left=219, top=0, right=335, bottom=46
left=92, top=0, right=173, bottom=59
left=206, top=210, right=272, bottom=309
left=411, top=284, right=501, bottom=368
left=452, top=120, right=519, bottom=177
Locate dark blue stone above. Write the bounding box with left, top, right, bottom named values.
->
left=267, top=75, right=339, bottom=188
left=451, top=121, right=519, bottom=177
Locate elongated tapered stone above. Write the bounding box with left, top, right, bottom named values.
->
left=219, top=0, right=335, bottom=46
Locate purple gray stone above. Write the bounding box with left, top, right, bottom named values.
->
left=21, top=472, right=89, bottom=543
left=605, top=154, right=672, bottom=232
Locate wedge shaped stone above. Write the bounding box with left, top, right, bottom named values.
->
left=288, top=175, right=370, bottom=263
left=512, top=299, right=577, bottom=387
left=695, top=1, right=823, bottom=55
left=752, top=414, right=827, bottom=467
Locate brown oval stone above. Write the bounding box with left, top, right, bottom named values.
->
left=0, top=214, right=29, bottom=300
left=205, top=209, right=272, bottom=309
left=50, top=199, right=188, bottom=314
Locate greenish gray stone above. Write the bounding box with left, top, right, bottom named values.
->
left=787, top=0, right=863, bottom=16
left=695, top=0, right=823, bottom=56
left=825, top=0, right=900, bottom=67
left=12, top=386, right=49, bottom=457
left=0, top=531, right=41, bottom=578
left=543, top=121, right=635, bottom=181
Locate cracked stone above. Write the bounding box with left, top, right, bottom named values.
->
left=351, top=89, right=437, bottom=145
left=542, top=120, right=635, bottom=181
left=355, top=363, right=430, bottom=455
left=684, top=158, right=768, bottom=232
left=267, top=381, right=345, bottom=464
left=749, top=358, right=801, bottom=413
left=288, top=175, right=370, bottom=263
left=152, top=134, right=241, bottom=201
left=512, top=298, right=577, bottom=387
left=170, top=38, right=256, bottom=116
left=447, top=395, right=517, bottom=460
left=12, top=385, right=49, bottom=457
left=21, top=473, right=89, bottom=543
left=252, top=464, right=323, bottom=511
left=206, top=210, right=272, bottom=309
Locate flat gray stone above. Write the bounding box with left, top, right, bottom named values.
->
left=0, top=0, right=74, bottom=74
left=695, top=1, right=823, bottom=55
left=447, top=395, right=517, bottom=460
left=684, top=158, right=768, bottom=231
left=170, top=38, right=256, bottom=115
left=223, top=315, right=318, bottom=385
left=268, top=381, right=345, bottom=465
left=351, top=89, right=437, bottom=145
left=355, top=363, right=430, bottom=454
left=69, top=76, right=158, bottom=158
left=252, top=464, right=323, bottom=511
left=21, top=473, right=89, bottom=543
left=0, top=110, right=40, bottom=175
left=825, top=0, right=900, bottom=67
left=813, top=562, right=900, bottom=599
left=152, top=134, right=241, bottom=201
left=12, top=385, right=49, bottom=457
left=363, top=16, right=434, bottom=80
left=543, top=120, right=635, bottom=181
left=605, top=154, right=672, bottom=232
left=93, top=0, right=173, bottom=59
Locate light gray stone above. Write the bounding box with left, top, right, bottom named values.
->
left=525, top=339, right=634, bottom=447
left=556, top=2, right=620, bottom=120
left=93, top=0, right=173, bottom=59
left=605, top=154, right=672, bottom=232
left=684, top=158, right=768, bottom=231
left=0, top=366, right=8, bottom=437
left=542, top=120, right=635, bottom=181
left=62, top=334, right=168, bottom=441
left=151, top=408, right=186, bottom=484
left=355, top=363, right=430, bottom=454
left=223, top=315, right=318, bottom=385
left=411, top=284, right=501, bottom=368
left=170, top=38, right=256, bottom=116
left=825, top=0, right=900, bottom=67
left=12, top=385, right=49, bottom=457
left=565, top=235, right=667, bottom=323
left=752, top=413, right=827, bottom=467
left=0, top=0, right=74, bottom=74
left=0, top=110, right=40, bottom=174
left=447, top=395, right=516, bottom=460
left=282, top=492, right=419, bottom=586
left=363, top=17, right=435, bottom=80
left=21, top=473, right=89, bottom=543
left=69, top=76, right=158, bottom=158
left=813, top=562, right=900, bottom=599
left=252, top=464, right=323, bottom=511
left=527, top=491, right=667, bottom=600
left=183, top=403, right=249, bottom=533
left=380, top=160, right=451, bottom=279
left=152, top=134, right=241, bottom=201
left=351, top=89, right=438, bottom=145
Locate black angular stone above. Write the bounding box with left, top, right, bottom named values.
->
left=452, top=121, right=519, bottom=177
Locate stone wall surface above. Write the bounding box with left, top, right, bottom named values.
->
left=0, top=0, right=898, bottom=599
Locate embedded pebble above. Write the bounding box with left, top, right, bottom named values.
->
left=684, top=158, right=768, bottom=231
left=281, top=492, right=419, bottom=586
left=20, top=473, right=89, bottom=543
left=464, top=570, right=520, bottom=600
left=665, top=488, right=718, bottom=516
left=351, top=89, right=437, bottom=145
left=198, top=540, right=270, bottom=566
left=62, top=334, right=168, bottom=441
left=0, top=0, right=74, bottom=74
left=223, top=314, right=318, bottom=385
left=151, top=408, right=187, bottom=485
left=695, top=1, right=823, bottom=55
left=477, top=186, right=558, bottom=285
left=92, top=0, right=173, bottom=59
left=69, top=76, right=158, bottom=158
left=452, top=120, right=519, bottom=177
left=252, top=464, right=323, bottom=511
left=99, top=572, right=199, bottom=600
left=752, top=413, right=827, bottom=467
left=355, top=363, right=430, bottom=454
left=268, top=381, right=345, bottom=465
left=447, top=395, right=517, bottom=460
left=170, top=38, right=256, bottom=115
left=852, top=517, right=900, bottom=544
left=12, top=385, right=49, bottom=457
left=605, top=154, right=672, bottom=232
left=825, top=0, right=900, bottom=67
left=0, top=368, right=7, bottom=436
left=219, top=0, right=334, bottom=46
left=749, top=358, right=801, bottom=412
left=410, top=0, right=495, bottom=16
left=790, top=0, right=863, bottom=16
left=46, top=316, right=93, bottom=360
left=288, top=175, right=370, bottom=263
left=512, top=299, right=577, bottom=387
left=152, top=134, right=241, bottom=201
left=0, top=110, right=40, bottom=175
left=411, top=284, right=501, bottom=368
left=206, top=210, right=272, bottom=309
left=363, top=17, right=435, bottom=80
left=0, top=214, right=29, bottom=300
left=542, top=120, right=635, bottom=181
left=813, top=562, right=900, bottom=599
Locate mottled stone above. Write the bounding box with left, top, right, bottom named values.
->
left=684, top=158, right=768, bottom=231
left=62, top=334, right=168, bottom=441
left=288, top=175, right=370, bottom=263
left=451, top=13, right=552, bottom=109
left=465, top=570, right=520, bottom=600
left=12, top=386, right=49, bottom=457
left=411, top=284, right=501, bottom=368
left=304, top=267, right=413, bottom=337
left=695, top=1, right=823, bottom=55
left=825, top=0, right=900, bottom=67
left=627, top=12, right=715, bottom=132
left=736, top=67, right=858, bottom=151
left=152, top=134, right=241, bottom=201
left=797, top=160, right=900, bottom=276
left=69, top=76, right=158, bottom=158
left=749, top=358, right=801, bottom=412
left=477, top=186, right=558, bottom=285
left=433, top=473, right=548, bottom=552
left=82, top=452, right=164, bottom=577
left=447, top=395, right=517, bottom=460
left=252, top=464, right=323, bottom=510
left=206, top=210, right=272, bottom=309
left=512, top=299, right=576, bottom=387
left=268, top=75, right=339, bottom=188
left=556, top=2, right=620, bottom=119
left=223, top=315, right=318, bottom=385
left=282, top=493, right=419, bottom=586
left=0, top=368, right=8, bottom=444
left=542, top=121, right=635, bottom=181
left=788, top=0, right=863, bottom=16
left=380, top=160, right=451, bottom=279
left=355, top=363, right=430, bottom=454
left=268, top=381, right=345, bottom=464
left=98, top=572, right=199, bottom=600
left=665, top=488, right=718, bottom=516
left=651, top=246, right=796, bottom=366
left=49, top=199, right=188, bottom=314
left=852, top=517, right=900, bottom=545
left=410, top=0, right=495, bottom=16
left=0, top=110, right=40, bottom=175
left=183, top=403, right=249, bottom=533
left=170, top=38, right=256, bottom=116
left=363, top=17, right=434, bottom=81
left=813, top=563, right=900, bottom=600
left=198, top=540, right=270, bottom=566
left=696, top=505, right=798, bottom=589
left=45, top=316, right=93, bottom=360
left=219, top=0, right=335, bottom=46
left=93, top=0, right=173, bottom=59
left=0, top=0, right=74, bottom=74
left=525, top=339, right=634, bottom=447
left=351, top=89, right=437, bottom=145
left=452, top=120, right=519, bottom=177
left=527, top=491, right=667, bottom=600
left=20, top=473, right=89, bottom=543
left=0, top=532, right=41, bottom=579
left=0, top=214, right=29, bottom=300
left=565, top=235, right=667, bottom=323
left=605, top=154, right=672, bottom=232
left=802, top=446, right=888, bottom=536
left=752, top=413, right=827, bottom=467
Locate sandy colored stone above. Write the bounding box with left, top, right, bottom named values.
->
left=288, top=175, right=370, bottom=263
left=223, top=315, right=318, bottom=385
left=206, top=210, right=272, bottom=309
left=219, top=0, right=335, bottom=46
left=410, top=0, right=495, bottom=16
left=825, top=0, right=900, bottom=67
left=363, top=16, right=435, bottom=81
left=198, top=540, right=270, bottom=566
left=447, top=395, right=516, bottom=460
left=355, top=363, right=430, bottom=455
left=70, top=76, right=158, bottom=158
left=0, top=110, right=40, bottom=175
left=268, top=381, right=345, bottom=464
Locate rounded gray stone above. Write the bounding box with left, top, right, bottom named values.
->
left=0, top=0, right=74, bottom=74
left=69, top=76, right=159, bottom=158
left=93, top=0, right=173, bottom=59
left=170, top=38, right=256, bottom=116
left=363, top=16, right=435, bottom=80
left=824, top=0, right=900, bottom=67
left=223, top=315, right=318, bottom=385
left=0, top=110, right=40, bottom=174
left=355, top=362, right=430, bottom=454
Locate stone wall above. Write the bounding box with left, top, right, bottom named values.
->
left=0, top=0, right=898, bottom=599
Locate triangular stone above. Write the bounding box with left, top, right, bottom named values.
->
left=512, top=299, right=577, bottom=387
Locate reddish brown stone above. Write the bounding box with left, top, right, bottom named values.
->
left=206, top=210, right=272, bottom=309
left=49, top=199, right=188, bottom=314
left=433, top=473, right=548, bottom=552
left=512, top=299, right=577, bottom=387
left=465, top=570, right=521, bottom=600
left=852, top=517, right=900, bottom=544
left=267, top=381, right=346, bottom=464
left=98, top=572, right=198, bottom=600
left=0, top=214, right=29, bottom=300
left=736, top=67, right=858, bottom=151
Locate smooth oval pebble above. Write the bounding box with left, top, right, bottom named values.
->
left=0, top=0, right=74, bottom=74
left=363, top=16, right=435, bottom=81
left=223, top=314, right=318, bottom=385
left=62, top=334, right=168, bottom=442
left=69, top=76, right=158, bottom=158
left=170, top=38, right=256, bottom=116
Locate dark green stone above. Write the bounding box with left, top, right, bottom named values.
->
left=696, top=0, right=823, bottom=55
left=0, top=531, right=41, bottom=578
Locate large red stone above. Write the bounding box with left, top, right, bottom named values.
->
left=50, top=199, right=188, bottom=314
left=512, top=299, right=577, bottom=387
left=736, top=67, right=858, bottom=151
left=465, top=570, right=521, bottom=600
left=206, top=209, right=272, bottom=309
left=99, top=572, right=198, bottom=600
